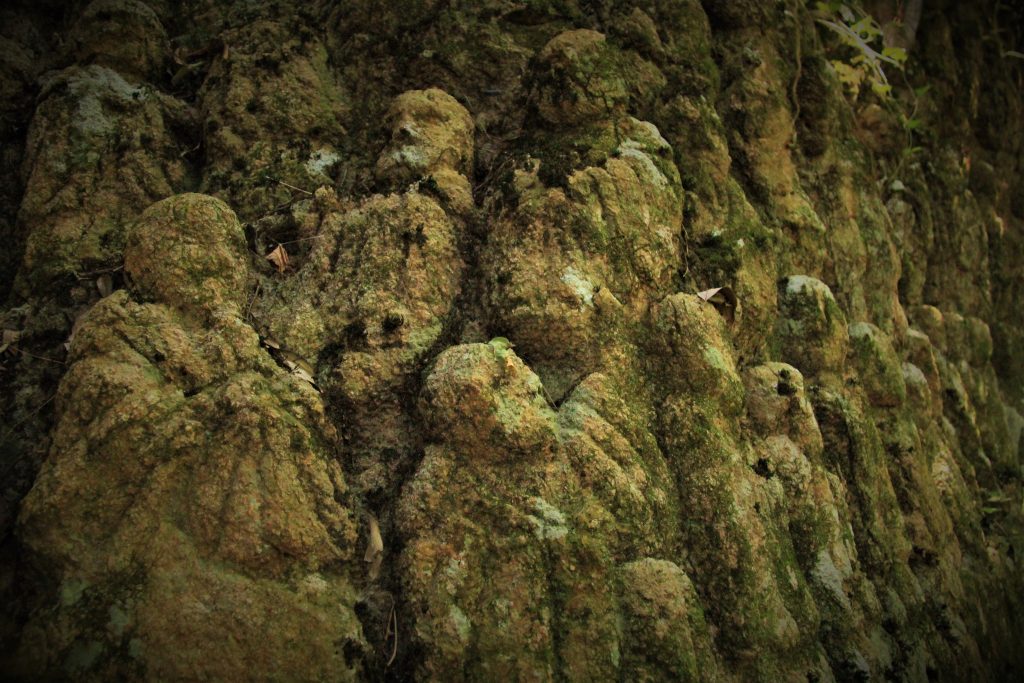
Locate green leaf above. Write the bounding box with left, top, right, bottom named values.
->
left=851, top=17, right=882, bottom=38
left=903, top=117, right=922, bottom=131
left=914, top=84, right=932, bottom=97
left=831, top=60, right=863, bottom=87
left=489, top=336, right=514, bottom=357
left=871, top=81, right=893, bottom=97
left=882, top=46, right=908, bottom=63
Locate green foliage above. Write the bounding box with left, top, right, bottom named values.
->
left=813, top=2, right=907, bottom=99
left=488, top=336, right=514, bottom=358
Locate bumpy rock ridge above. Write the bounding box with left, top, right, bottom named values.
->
left=1, top=1, right=1023, bottom=681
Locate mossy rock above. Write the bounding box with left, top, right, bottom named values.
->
left=125, top=193, right=252, bottom=318
left=14, top=286, right=362, bottom=679
left=198, top=20, right=348, bottom=219
left=256, top=189, right=462, bottom=362
left=776, top=275, right=849, bottom=378
left=907, top=304, right=946, bottom=353
left=617, top=558, right=720, bottom=682
left=558, top=373, right=681, bottom=558
left=648, top=293, right=744, bottom=412
left=16, top=65, right=189, bottom=290
left=399, top=342, right=622, bottom=681
left=375, top=88, right=475, bottom=187
left=65, top=0, right=168, bottom=81
left=484, top=116, right=681, bottom=399
left=532, top=29, right=630, bottom=126
left=743, top=362, right=823, bottom=457
left=420, top=342, right=558, bottom=460
left=847, top=322, right=907, bottom=408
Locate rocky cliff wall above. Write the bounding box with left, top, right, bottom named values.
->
left=1, top=1, right=1022, bottom=681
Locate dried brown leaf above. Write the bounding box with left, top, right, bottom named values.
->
left=96, top=274, right=113, bottom=298
left=291, top=366, right=319, bottom=391
left=365, top=513, right=384, bottom=580
left=2, top=329, right=22, bottom=353
left=266, top=244, right=290, bottom=273
left=697, top=286, right=738, bottom=323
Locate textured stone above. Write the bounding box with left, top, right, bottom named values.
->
left=776, top=275, right=849, bottom=378
left=12, top=193, right=363, bottom=680
left=16, top=65, right=189, bottom=290
left=65, top=0, right=168, bottom=80
left=2, top=1, right=1023, bottom=681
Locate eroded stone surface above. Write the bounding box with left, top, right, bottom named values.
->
left=16, top=65, right=189, bottom=290
left=2, top=2, right=1023, bottom=681
left=13, top=195, right=363, bottom=680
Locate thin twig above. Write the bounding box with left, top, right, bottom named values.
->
left=179, top=142, right=202, bottom=158
left=273, top=178, right=313, bottom=195
left=384, top=597, right=399, bottom=668
left=275, top=234, right=327, bottom=247
left=245, top=282, right=261, bottom=321
left=74, top=264, right=124, bottom=280
left=15, top=347, right=66, bottom=366
left=0, top=392, right=57, bottom=448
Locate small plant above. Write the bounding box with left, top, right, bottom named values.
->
left=813, top=2, right=908, bottom=98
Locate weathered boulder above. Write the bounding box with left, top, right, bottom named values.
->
left=64, top=0, right=168, bottom=81
left=618, top=558, right=721, bottom=682
left=398, top=342, right=615, bottom=680
left=533, top=30, right=629, bottom=126
left=16, top=65, right=189, bottom=290
left=12, top=194, right=364, bottom=680
left=199, top=19, right=348, bottom=219
left=485, top=115, right=682, bottom=399
left=375, top=88, right=475, bottom=194
left=776, top=275, right=849, bottom=378
left=848, top=321, right=908, bottom=408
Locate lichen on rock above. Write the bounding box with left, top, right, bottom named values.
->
left=16, top=64, right=190, bottom=291
left=12, top=194, right=363, bottom=680
left=2, top=1, right=1024, bottom=680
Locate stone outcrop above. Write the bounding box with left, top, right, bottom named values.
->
left=1, top=1, right=1023, bottom=681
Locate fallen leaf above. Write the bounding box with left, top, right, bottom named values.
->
left=1, top=329, right=21, bottom=354
left=266, top=244, right=290, bottom=273
left=294, top=358, right=315, bottom=377
left=697, top=286, right=738, bottom=323
left=291, top=366, right=319, bottom=391
left=96, top=274, right=113, bottom=298
left=365, top=513, right=384, bottom=580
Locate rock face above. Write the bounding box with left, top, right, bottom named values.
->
left=1, top=1, right=1023, bottom=681
left=13, top=195, right=363, bottom=680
